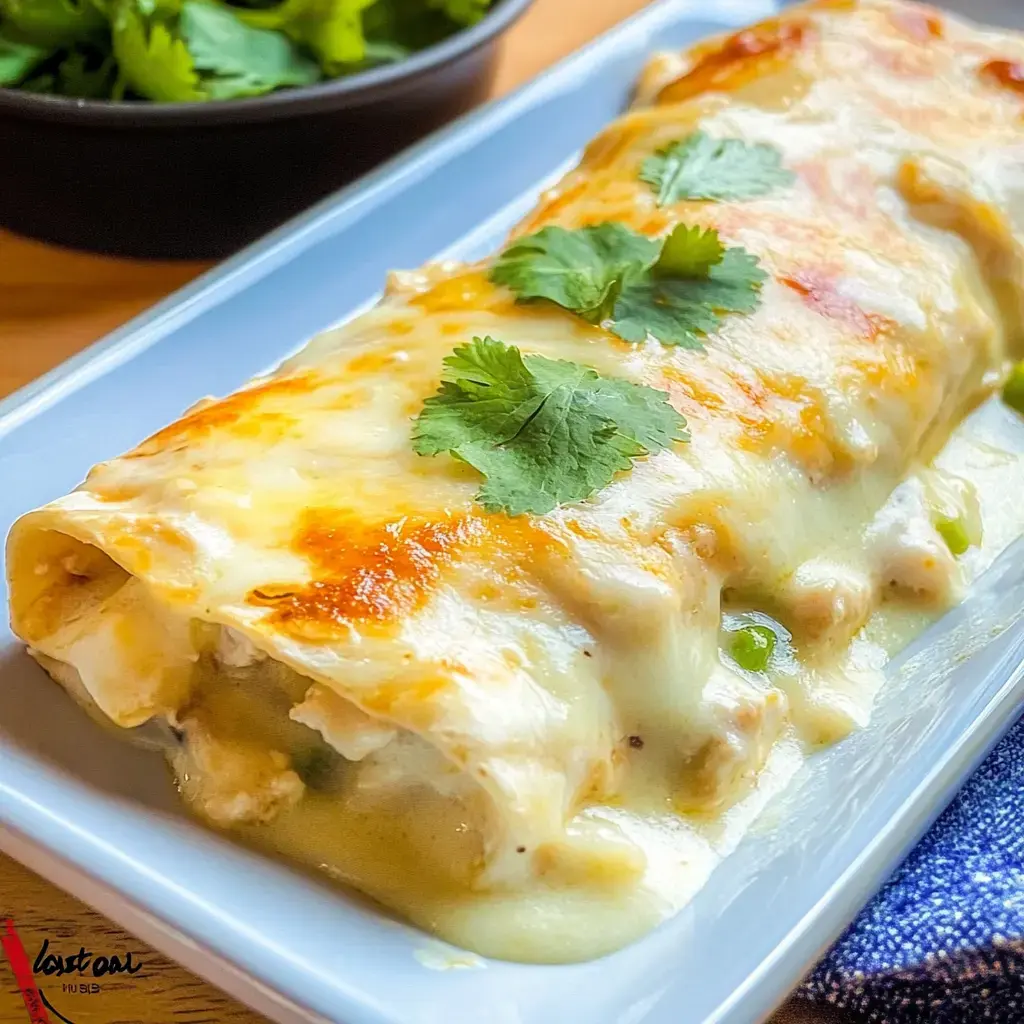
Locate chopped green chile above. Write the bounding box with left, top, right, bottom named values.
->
left=936, top=515, right=971, bottom=557
left=729, top=624, right=776, bottom=673
left=1003, top=361, right=1024, bottom=416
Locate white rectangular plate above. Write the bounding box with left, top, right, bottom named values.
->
left=3, top=2, right=1024, bottom=1023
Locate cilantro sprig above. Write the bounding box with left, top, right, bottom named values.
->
left=641, top=131, right=794, bottom=206
left=491, top=223, right=660, bottom=327
left=236, top=0, right=375, bottom=69
left=0, top=26, right=51, bottom=83
left=413, top=336, right=688, bottom=516
left=0, top=0, right=104, bottom=48
left=491, top=221, right=766, bottom=350
left=0, top=0, right=494, bottom=99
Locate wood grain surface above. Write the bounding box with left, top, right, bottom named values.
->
left=0, top=2, right=852, bottom=1022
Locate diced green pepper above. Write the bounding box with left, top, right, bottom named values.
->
left=1003, top=361, right=1024, bottom=416
left=936, top=515, right=971, bottom=557
left=729, top=624, right=776, bottom=673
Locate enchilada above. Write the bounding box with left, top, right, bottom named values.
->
left=8, top=0, right=1024, bottom=964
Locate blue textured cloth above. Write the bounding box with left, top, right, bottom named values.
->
left=800, top=714, right=1024, bottom=1022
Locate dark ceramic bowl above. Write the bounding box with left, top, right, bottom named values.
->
left=0, top=0, right=534, bottom=259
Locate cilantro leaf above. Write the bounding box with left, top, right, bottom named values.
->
left=490, top=223, right=660, bottom=324
left=413, top=336, right=688, bottom=516
left=611, top=283, right=721, bottom=349
left=640, top=131, right=794, bottom=206
left=654, top=223, right=724, bottom=277
left=19, top=70, right=57, bottom=90
left=181, top=1, right=320, bottom=98
left=112, top=0, right=202, bottom=100
left=414, top=335, right=541, bottom=455
left=491, top=221, right=766, bottom=350
left=362, top=0, right=491, bottom=55
left=0, top=27, right=52, bottom=84
left=362, top=0, right=452, bottom=51
left=56, top=48, right=119, bottom=96
left=611, top=226, right=767, bottom=349
left=360, top=38, right=408, bottom=64
left=237, top=0, right=375, bottom=67
left=0, top=0, right=105, bottom=48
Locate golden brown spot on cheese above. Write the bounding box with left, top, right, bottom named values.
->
left=667, top=508, right=740, bottom=577
left=849, top=344, right=924, bottom=416
left=783, top=271, right=889, bottom=340
left=659, top=367, right=727, bottom=419
left=347, top=347, right=409, bottom=375
left=581, top=120, right=649, bottom=175
left=659, top=366, right=771, bottom=445
left=674, top=520, right=733, bottom=568
left=413, top=271, right=509, bottom=314
left=502, top=649, right=523, bottom=670
left=106, top=539, right=152, bottom=574
left=156, top=584, right=201, bottom=604
left=388, top=319, right=415, bottom=336
left=516, top=179, right=590, bottom=235
left=513, top=137, right=675, bottom=236
left=768, top=373, right=855, bottom=479
left=101, top=523, right=196, bottom=577
left=981, top=59, right=1024, bottom=96
left=656, top=20, right=808, bottom=106
left=250, top=511, right=489, bottom=633
left=659, top=360, right=852, bottom=478
left=792, top=403, right=846, bottom=478
left=574, top=205, right=671, bottom=237
left=124, top=520, right=196, bottom=555
left=126, top=375, right=313, bottom=458
left=227, top=411, right=297, bottom=441
left=472, top=581, right=503, bottom=603
left=730, top=373, right=772, bottom=419
left=563, top=519, right=603, bottom=542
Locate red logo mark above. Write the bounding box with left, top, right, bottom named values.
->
left=1, top=919, right=52, bottom=1024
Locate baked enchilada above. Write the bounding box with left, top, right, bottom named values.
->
left=9, top=0, right=1024, bottom=963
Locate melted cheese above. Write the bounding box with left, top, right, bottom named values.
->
left=8, top=0, right=1024, bottom=963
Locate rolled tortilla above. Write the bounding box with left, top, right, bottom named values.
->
left=8, top=0, right=1024, bottom=962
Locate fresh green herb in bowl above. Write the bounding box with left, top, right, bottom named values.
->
left=0, top=0, right=493, bottom=101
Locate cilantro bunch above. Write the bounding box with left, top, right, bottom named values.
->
left=0, top=0, right=492, bottom=100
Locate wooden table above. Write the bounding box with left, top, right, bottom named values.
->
left=0, top=2, right=852, bottom=1021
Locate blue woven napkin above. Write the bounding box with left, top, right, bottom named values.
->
left=799, top=713, right=1024, bottom=1022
